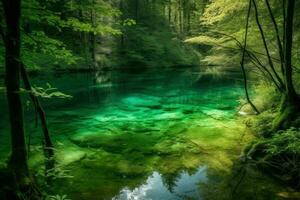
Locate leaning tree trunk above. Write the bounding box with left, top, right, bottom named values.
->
left=273, top=0, right=299, bottom=130
left=20, top=63, right=55, bottom=175
left=2, top=0, right=30, bottom=187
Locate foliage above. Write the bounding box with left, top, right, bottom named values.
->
left=45, top=194, right=71, bottom=200
left=1, top=0, right=122, bottom=71
left=264, top=128, right=300, bottom=155
left=31, top=83, right=72, bottom=99
left=37, top=163, right=74, bottom=180
left=201, top=0, right=247, bottom=25
left=239, top=83, right=280, bottom=116
left=116, top=0, right=199, bottom=69
left=244, top=125, right=300, bottom=187
left=22, top=31, right=79, bottom=68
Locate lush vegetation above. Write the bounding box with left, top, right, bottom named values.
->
left=187, top=0, right=300, bottom=189
left=0, top=0, right=300, bottom=199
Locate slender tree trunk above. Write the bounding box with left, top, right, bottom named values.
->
left=282, top=0, right=286, bottom=55
left=3, top=0, right=30, bottom=186
left=90, top=1, right=97, bottom=69
left=187, top=0, right=191, bottom=33
left=252, top=0, right=285, bottom=92
left=241, top=0, right=260, bottom=115
left=120, top=0, right=125, bottom=47
left=168, top=0, right=171, bottom=24
left=135, top=0, right=139, bottom=23
left=179, top=0, right=183, bottom=33
left=174, top=5, right=177, bottom=30
left=265, top=0, right=285, bottom=76
left=20, top=63, right=55, bottom=174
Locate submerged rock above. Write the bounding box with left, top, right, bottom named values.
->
left=200, top=107, right=230, bottom=120
left=69, top=131, right=116, bottom=148
left=69, top=129, right=163, bottom=155
left=121, top=94, right=162, bottom=109
left=165, top=124, right=187, bottom=136
left=153, top=112, right=184, bottom=120
left=57, top=147, right=87, bottom=166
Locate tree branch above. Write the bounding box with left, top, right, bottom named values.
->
left=252, top=0, right=285, bottom=92
left=265, top=0, right=285, bottom=76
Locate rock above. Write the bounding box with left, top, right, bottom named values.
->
left=121, top=94, right=162, bottom=109
left=200, top=107, right=229, bottom=119
left=69, top=131, right=116, bottom=148
left=154, top=112, right=184, bottom=120
left=166, top=124, right=187, bottom=136
left=57, top=147, right=87, bottom=166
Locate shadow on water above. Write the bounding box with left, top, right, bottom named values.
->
left=0, top=68, right=291, bottom=199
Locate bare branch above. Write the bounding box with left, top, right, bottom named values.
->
left=265, top=0, right=285, bottom=76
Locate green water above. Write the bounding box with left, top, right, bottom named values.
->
left=0, top=69, right=288, bottom=199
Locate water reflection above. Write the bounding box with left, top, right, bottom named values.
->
left=113, top=166, right=208, bottom=200
left=93, top=71, right=112, bottom=85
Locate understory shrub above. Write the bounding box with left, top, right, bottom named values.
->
left=244, top=128, right=300, bottom=188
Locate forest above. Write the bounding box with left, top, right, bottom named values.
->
left=0, top=0, right=300, bottom=199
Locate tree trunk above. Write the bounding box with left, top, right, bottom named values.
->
left=20, top=63, right=55, bottom=175
left=252, top=0, right=285, bottom=92
left=135, top=0, right=139, bottom=23
left=120, top=0, right=125, bottom=47
left=168, top=0, right=171, bottom=24
left=241, top=0, right=260, bottom=115
left=283, top=0, right=297, bottom=101
left=265, top=0, right=285, bottom=76
left=3, top=0, right=30, bottom=186
left=273, top=0, right=299, bottom=130
left=2, top=1, right=42, bottom=199
left=90, top=0, right=98, bottom=69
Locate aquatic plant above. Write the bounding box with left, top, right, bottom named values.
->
left=37, top=164, right=74, bottom=180
left=32, top=83, right=72, bottom=99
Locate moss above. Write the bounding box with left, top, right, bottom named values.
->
left=251, top=111, right=276, bottom=137
left=272, top=104, right=300, bottom=130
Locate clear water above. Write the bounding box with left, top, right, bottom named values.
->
left=0, top=68, right=287, bottom=199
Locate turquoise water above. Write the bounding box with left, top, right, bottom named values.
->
left=0, top=69, right=288, bottom=199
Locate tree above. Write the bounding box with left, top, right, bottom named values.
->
left=240, top=0, right=260, bottom=115
left=1, top=0, right=39, bottom=198
left=2, top=0, right=28, bottom=183
left=273, top=0, right=299, bottom=130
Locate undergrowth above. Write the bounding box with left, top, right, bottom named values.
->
left=241, top=83, right=300, bottom=189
